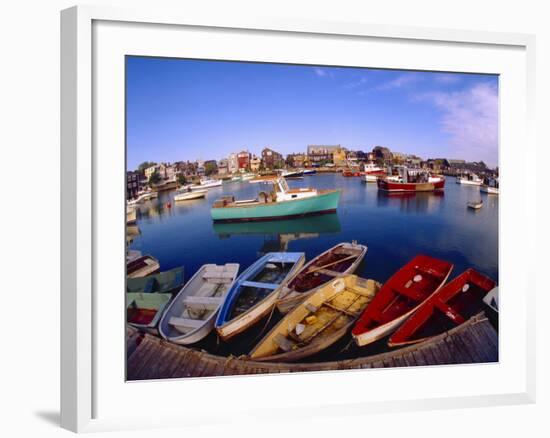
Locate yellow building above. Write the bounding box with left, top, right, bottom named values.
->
left=332, top=147, right=347, bottom=166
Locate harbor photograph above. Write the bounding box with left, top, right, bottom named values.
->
left=125, top=56, right=499, bottom=380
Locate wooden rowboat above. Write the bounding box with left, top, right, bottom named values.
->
left=215, top=252, right=305, bottom=341
left=352, top=255, right=453, bottom=347
left=126, top=266, right=184, bottom=294
left=127, top=255, right=160, bottom=279
left=388, top=269, right=496, bottom=347
left=276, top=242, right=367, bottom=314
left=127, top=292, right=171, bottom=334
left=250, top=275, right=380, bottom=362
left=159, top=263, right=240, bottom=345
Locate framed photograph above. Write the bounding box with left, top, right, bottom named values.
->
left=61, top=5, right=536, bottom=433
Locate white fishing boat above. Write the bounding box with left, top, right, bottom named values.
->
left=480, top=178, right=499, bottom=195
left=190, top=179, right=223, bottom=190
left=456, top=173, right=482, bottom=186
left=362, top=162, right=386, bottom=183
left=174, top=189, right=208, bottom=201
left=159, top=263, right=240, bottom=345
left=240, top=173, right=256, bottom=181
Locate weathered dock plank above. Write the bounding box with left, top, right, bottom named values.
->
left=127, top=314, right=497, bottom=380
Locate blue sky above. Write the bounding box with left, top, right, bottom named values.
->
left=126, top=57, right=498, bottom=170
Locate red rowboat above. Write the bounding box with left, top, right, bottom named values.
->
left=352, top=255, right=453, bottom=347
left=388, top=269, right=496, bottom=347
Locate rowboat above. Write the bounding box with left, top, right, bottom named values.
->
left=352, top=255, right=453, bottom=347
left=483, top=286, right=499, bottom=314
left=467, top=200, right=483, bottom=210
left=215, top=252, right=305, bottom=341
left=388, top=269, right=496, bottom=347
left=276, top=242, right=367, bottom=314
left=174, top=189, right=208, bottom=201
left=159, top=263, right=240, bottom=345
left=250, top=275, right=380, bottom=362
left=127, top=255, right=161, bottom=279
left=211, top=175, right=340, bottom=222
left=127, top=292, right=171, bottom=334
left=127, top=266, right=185, bottom=294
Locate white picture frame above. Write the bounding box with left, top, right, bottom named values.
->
left=60, top=4, right=536, bottom=433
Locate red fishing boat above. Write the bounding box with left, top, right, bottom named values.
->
left=377, top=167, right=445, bottom=192
left=388, top=269, right=496, bottom=347
left=352, top=255, right=453, bottom=347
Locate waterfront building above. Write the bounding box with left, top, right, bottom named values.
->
left=217, top=159, right=229, bottom=175
left=261, top=147, right=284, bottom=169
left=237, top=150, right=251, bottom=170
left=204, top=159, right=218, bottom=176
left=307, top=145, right=342, bottom=164
left=250, top=155, right=262, bottom=172
left=126, top=171, right=142, bottom=199
left=332, top=147, right=348, bottom=166
left=228, top=153, right=239, bottom=174
left=286, top=153, right=308, bottom=168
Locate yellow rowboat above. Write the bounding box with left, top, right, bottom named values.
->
left=249, top=275, right=380, bottom=362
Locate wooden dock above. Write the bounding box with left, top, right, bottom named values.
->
left=127, top=314, right=498, bottom=380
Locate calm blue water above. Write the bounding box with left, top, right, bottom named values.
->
left=128, top=174, right=498, bottom=285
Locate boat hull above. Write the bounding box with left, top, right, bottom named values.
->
left=377, top=178, right=445, bottom=193
left=480, top=185, right=499, bottom=195
left=211, top=190, right=341, bottom=222
left=215, top=253, right=305, bottom=341
left=276, top=242, right=367, bottom=314
left=174, top=190, right=207, bottom=201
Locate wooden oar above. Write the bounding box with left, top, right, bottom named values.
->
left=306, top=254, right=357, bottom=275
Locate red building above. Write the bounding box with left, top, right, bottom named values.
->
left=237, top=150, right=251, bottom=170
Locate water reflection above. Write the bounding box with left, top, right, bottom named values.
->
left=213, top=213, right=341, bottom=252
left=376, top=191, right=444, bottom=214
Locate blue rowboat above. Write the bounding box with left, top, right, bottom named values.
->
left=215, top=252, right=305, bottom=341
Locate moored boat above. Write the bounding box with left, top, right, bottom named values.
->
left=127, top=255, right=161, bottom=279
left=126, top=207, right=137, bottom=225
left=456, top=173, right=483, bottom=186
left=481, top=178, right=499, bottom=195
left=342, top=168, right=362, bottom=177
left=250, top=275, right=380, bottom=362
left=352, top=255, right=453, bottom=347
left=127, top=292, right=171, bottom=334
left=153, top=178, right=178, bottom=192
left=377, top=167, right=445, bottom=193
left=215, top=252, right=305, bottom=341
left=280, top=169, right=304, bottom=179
left=467, top=200, right=483, bottom=210
left=362, top=162, right=386, bottom=183
left=388, top=269, right=496, bottom=347
left=190, top=179, right=222, bottom=190
left=276, top=241, right=367, bottom=314
left=127, top=266, right=185, bottom=294
left=303, top=169, right=316, bottom=175
left=174, top=188, right=208, bottom=201
left=159, top=263, right=240, bottom=344
left=211, top=175, right=341, bottom=222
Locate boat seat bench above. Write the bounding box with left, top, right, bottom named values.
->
left=240, top=280, right=279, bottom=290
left=181, top=296, right=222, bottom=310
left=392, top=285, right=423, bottom=301
left=169, top=316, right=203, bottom=329
left=434, top=299, right=466, bottom=324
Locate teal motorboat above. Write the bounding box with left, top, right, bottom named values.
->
left=210, top=175, right=340, bottom=222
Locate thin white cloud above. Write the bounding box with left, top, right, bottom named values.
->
left=313, top=67, right=329, bottom=77
left=431, top=73, right=462, bottom=85
left=414, top=82, right=498, bottom=165
left=375, top=72, right=422, bottom=91
left=344, top=75, right=369, bottom=90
